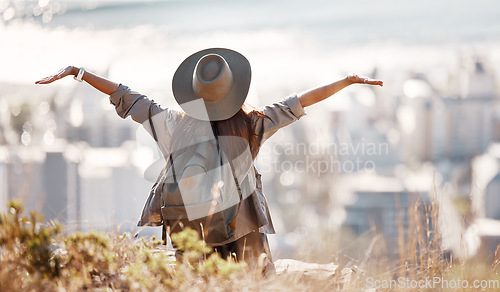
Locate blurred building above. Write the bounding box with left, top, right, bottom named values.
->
left=484, top=144, right=500, bottom=221
left=66, top=84, right=135, bottom=147
left=486, top=174, right=500, bottom=220
left=42, top=150, right=79, bottom=223
left=78, top=147, right=152, bottom=232
left=345, top=191, right=410, bottom=238
left=0, top=151, right=7, bottom=213
left=3, top=147, right=78, bottom=223
left=397, top=59, right=498, bottom=164
left=341, top=172, right=431, bottom=245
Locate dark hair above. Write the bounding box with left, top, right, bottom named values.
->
left=210, top=106, right=265, bottom=161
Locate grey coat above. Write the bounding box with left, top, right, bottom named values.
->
left=109, top=84, right=306, bottom=240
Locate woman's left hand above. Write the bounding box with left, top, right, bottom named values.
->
left=347, top=74, right=383, bottom=87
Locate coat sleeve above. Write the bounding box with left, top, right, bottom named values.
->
left=109, top=84, right=177, bottom=156
left=253, top=93, right=307, bottom=142
left=109, top=84, right=164, bottom=124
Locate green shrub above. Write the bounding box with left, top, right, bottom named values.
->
left=0, top=200, right=247, bottom=291
left=0, top=199, right=62, bottom=290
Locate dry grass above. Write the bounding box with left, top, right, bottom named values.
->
left=1, top=194, right=499, bottom=291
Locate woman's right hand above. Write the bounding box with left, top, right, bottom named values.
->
left=35, top=66, right=77, bottom=84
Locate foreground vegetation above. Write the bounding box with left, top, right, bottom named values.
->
left=0, top=196, right=499, bottom=291
left=0, top=200, right=252, bottom=291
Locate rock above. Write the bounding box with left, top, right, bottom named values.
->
left=274, top=259, right=338, bottom=279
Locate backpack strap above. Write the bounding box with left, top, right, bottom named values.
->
left=148, top=100, right=172, bottom=224
left=148, top=100, right=159, bottom=142
left=148, top=101, right=175, bottom=195
left=148, top=99, right=170, bottom=180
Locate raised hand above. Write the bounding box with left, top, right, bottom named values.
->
left=347, top=73, right=383, bottom=87
left=35, top=66, right=76, bottom=84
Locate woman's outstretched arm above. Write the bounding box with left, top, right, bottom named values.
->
left=36, top=66, right=167, bottom=126
left=298, top=74, right=383, bottom=108
left=35, top=66, right=119, bottom=95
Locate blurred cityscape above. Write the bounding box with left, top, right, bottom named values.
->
left=1, top=0, right=500, bottom=260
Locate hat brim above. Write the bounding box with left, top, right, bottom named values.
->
left=172, top=48, right=251, bottom=121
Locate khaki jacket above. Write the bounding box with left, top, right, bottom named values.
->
left=109, top=84, right=306, bottom=242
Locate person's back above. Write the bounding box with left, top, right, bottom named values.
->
left=35, top=47, right=382, bottom=276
